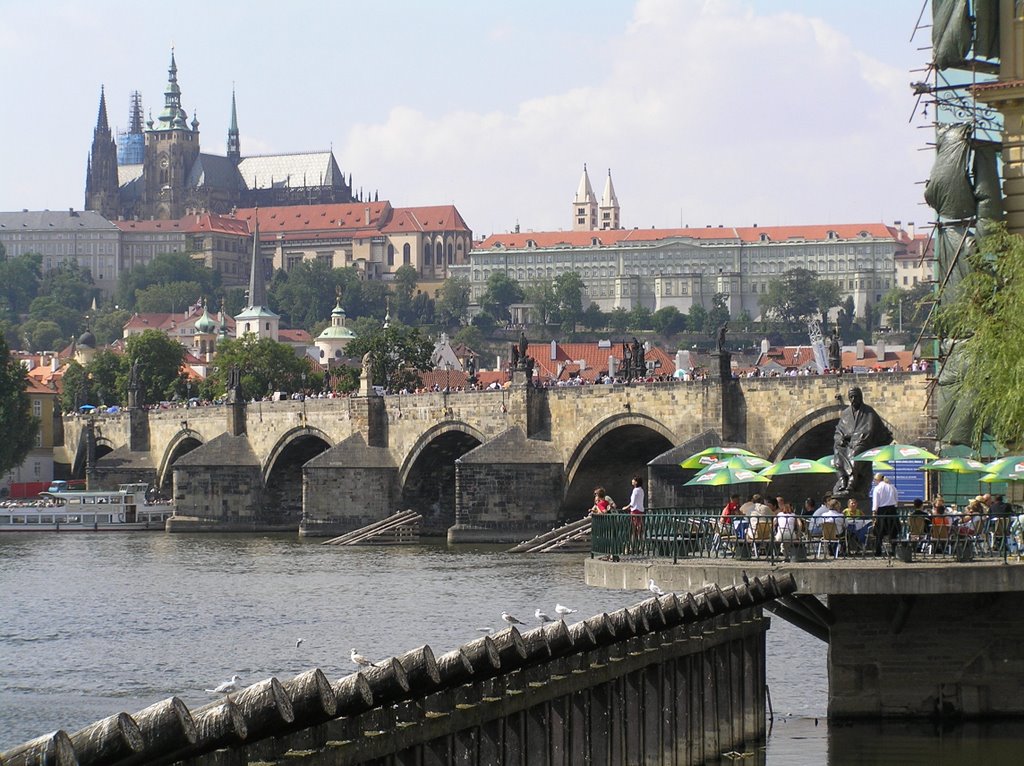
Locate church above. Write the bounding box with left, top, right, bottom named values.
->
left=85, top=51, right=361, bottom=221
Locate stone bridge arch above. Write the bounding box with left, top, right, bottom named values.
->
left=399, top=421, right=486, bottom=534
left=262, top=426, right=333, bottom=527
left=767, top=403, right=847, bottom=504
left=563, top=413, right=677, bottom=513
left=70, top=434, right=116, bottom=479
left=157, top=429, right=204, bottom=491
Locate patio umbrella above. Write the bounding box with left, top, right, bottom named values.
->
left=979, top=460, right=1024, bottom=483
left=817, top=454, right=894, bottom=471
left=854, top=444, right=939, bottom=463
left=679, top=446, right=758, bottom=470
left=79, top=404, right=96, bottom=412
left=919, top=457, right=988, bottom=474
left=684, top=464, right=771, bottom=487
left=692, top=455, right=773, bottom=477
left=982, top=455, right=1024, bottom=475
left=759, top=458, right=837, bottom=477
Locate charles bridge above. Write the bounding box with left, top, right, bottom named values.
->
left=58, top=373, right=932, bottom=541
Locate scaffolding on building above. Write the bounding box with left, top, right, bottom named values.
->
left=909, top=0, right=1005, bottom=446
left=116, top=90, right=145, bottom=166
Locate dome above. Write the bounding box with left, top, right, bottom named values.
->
left=317, top=324, right=357, bottom=341
left=77, top=329, right=96, bottom=349
left=194, top=306, right=217, bottom=335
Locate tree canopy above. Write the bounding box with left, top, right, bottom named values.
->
left=209, top=335, right=310, bottom=401
left=125, top=330, right=186, bottom=405
left=0, top=336, right=37, bottom=476
left=934, top=225, right=1024, bottom=447
left=115, top=252, right=220, bottom=311
left=345, top=321, right=434, bottom=393
left=481, top=272, right=524, bottom=322
left=759, top=268, right=841, bottom=333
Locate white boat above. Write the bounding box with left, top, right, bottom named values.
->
left=0, top=483, right=173, bottom=532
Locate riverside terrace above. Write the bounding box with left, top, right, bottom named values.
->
left=586, top=511, right=1024, bottom=720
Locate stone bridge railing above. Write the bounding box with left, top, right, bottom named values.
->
left=1, top=575, right=796, bottom=766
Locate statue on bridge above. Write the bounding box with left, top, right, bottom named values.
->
left=828, top=333, right=842, bottom=371
left=127, top=358, right=143, bottom=409
left=227, top=365, right=243, bottom=403
left=832, top=386, right=892, bottom=497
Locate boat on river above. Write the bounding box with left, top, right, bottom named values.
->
left=0, top=483, right=173, bottom=532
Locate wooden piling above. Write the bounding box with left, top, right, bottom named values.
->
left=395, top=645, right=441, bottom=693
left=491, top=627, right=528, bottom=671
left=145, top=699, right=247, bottom=766
left=68, top=712, right=143, bottom=766
left=434, top=646, right=476, bottom=688
left=117, top=697, right=195, bottom=766
left=1, top=731, right=78, bottom=766
left=332, top=671, right=374, bottom=718
left=606, top=606, right=638, bottom=638
left=281, top=668, right=337, bottom=724
left=518, top=625, right=552, bottom=663
left=582, top=612, right=617, bottom=646
left=457, top=634, right=502, bottom=677
left=357, top=657, right=410, bottom=705
left=232, top=677, right=294, bottom=735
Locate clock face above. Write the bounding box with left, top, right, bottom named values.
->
left=159, top=156, right=169, bottom=169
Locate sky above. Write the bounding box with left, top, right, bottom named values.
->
left=0, top=0, right=935, bottom=238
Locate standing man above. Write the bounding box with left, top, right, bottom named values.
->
left=871, top=473, right=899, bottom=556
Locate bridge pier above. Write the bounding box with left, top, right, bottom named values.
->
left=586, top=558, right=1024, bottom=720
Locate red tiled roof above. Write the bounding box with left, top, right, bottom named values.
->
left=279, top=328, right=312, bottom=343
left=235, top=202, right=393, bottom=233
left=517, top=341, right=675, bottom=379
left=755, top=346, right=915, bottom=370
left=114, top=214, right=252, bottom=236
left=381, top=206, right=471, bottom=234
left=733, top=223, right=894, bottom=243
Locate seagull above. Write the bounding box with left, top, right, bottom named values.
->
left=351, top=648, right=379, bottom=668
left=501, top=611, right=526, bottom=626
left=295, top=638, right=304, bottom=649
left=648, top=578, right=666, bottom=597
left=554, top=603, right=578, bottom=619
left=476, top=627, right=494, bottom=633
left=535, top=608, right=554, bottom=624
left=205, top=675, right=242, bottom=695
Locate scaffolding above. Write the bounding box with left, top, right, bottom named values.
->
left=116, top=90, right=145, bottom=166
left=909, top=0, right=1006, bottom=446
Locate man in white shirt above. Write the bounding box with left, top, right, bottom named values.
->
left=871, top=473, right=899, bottom=556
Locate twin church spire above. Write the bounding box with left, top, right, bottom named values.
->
left=572, top=163, right=620, bottom=231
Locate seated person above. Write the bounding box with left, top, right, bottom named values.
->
left=956, top=500, right=984, bottom=536
left=774, top=501, right=799, bottom=543
left=745, top=494, right=773, bottom=541
left=720, top=493, right=743, bottom=529
left=907, top=498, right=931, bottom=532
left=590, top=487, right=615, bottom=514
left=820, top=503, right=847, bottom=534
left=843, top=498, right=864, bottom=519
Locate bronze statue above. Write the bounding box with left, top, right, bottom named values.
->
left=510, top=342, right=520, bottom=370
left=717, top=323, right=728, bottom=354
left=518, top=332, right=529, bottom=368
left=828, top=334, right=842, bottom=371
left=832, top=386, right=893, bottom=496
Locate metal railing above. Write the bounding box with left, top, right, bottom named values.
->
left=590, top=510, right=1015, bottom=563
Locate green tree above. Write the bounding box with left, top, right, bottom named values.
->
left=91, top=308, right=132, bottom=347
left=436, top=277, right=471, bottom=328
left=391, top=264, right=420, bottom=324
left=453, top=325, right=483, bottom=354
left=553, top=271, right=585, bottom=331
left=736, top=308, right=754, bottom=333
left=87, top=349, right=129, bottom=407
left=116, top=252, right=219, bottom=311
left=760, top=268, right=841, bottom=333
left=627, top=306, right=652, bottom=331
left=933, top=225, right=1024, bottom=446
left=481, top=272, right=524, bottom=323
left=608, top=307, right=630, bottom=333
left=60, top=361, right=85, bottom=412
left=470, top=312, right=497, bottom=335
left=652, top=306, right=686, bottom=336
left=210, top=335, right=309, bottom=401
left=688, top=304, right=709, bottom=334
left=268, top=260, right=338, bottom=329
left=28, top=295, right=82, bottom=341
left=523, top=281, right=557, bottom=326
left=880, top=283, right=934, bottom=333
left=39, top=261, right=99, bottom=312
left=22, top=319, right=64, bottom=352
left=134, top=281, right=204, bottom=314
left=0, top=336, right=37, bottom=476
left=580, top=303, right=607, bottom=332
left=345, top=322, right=434, bottom=393
left=125, top=330, right=186, bottom=405
left=836, top=295, right=856, bottom=341
left=707, top=293, right=731, bottom=331
left=0, top=253, right=42, bottom=314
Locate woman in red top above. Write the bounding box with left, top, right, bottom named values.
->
left=720, top=493, right=741, bottom=528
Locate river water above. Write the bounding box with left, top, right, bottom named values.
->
left=0, top=534, right=1020, bottom=762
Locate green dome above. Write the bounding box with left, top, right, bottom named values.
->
left=194, top=306, right=217, bottom=334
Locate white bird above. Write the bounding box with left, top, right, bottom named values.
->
left=351, top=648, right=379, bottom=668
left=554, top=603, right=578, bottom=619
left=476, top=627, right=494, bottom=633
left=535, top=608, right=554, bottom=624
left=648, top=579, right=666, bottom=597
left=205, top=675, right=242, bottom=695
left=501, top=611, right=526, bottom=626
left=295, top=638, right=304, bottom=649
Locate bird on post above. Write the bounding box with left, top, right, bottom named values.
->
left=648, top=579, right=666, bottom=597
left=351, top=648, right=379, bottom=668
left=535, top=608, right=554, bottom=624
left=501, top=611, right=526, bottom=626
left=554, top=603, right=578, bottom=619
left=206, top=675, right=242, bottom=695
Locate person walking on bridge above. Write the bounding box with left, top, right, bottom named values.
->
left=871, top=473, right=899, bottom=556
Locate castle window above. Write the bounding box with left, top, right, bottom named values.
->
left=403, top=243, right=411, bottom=265
left=447, top=243, right=453, bottom=263
left=387, top=244, right=395, bottom=266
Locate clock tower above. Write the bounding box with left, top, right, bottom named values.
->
left=142, top=50, right=200, bottom=219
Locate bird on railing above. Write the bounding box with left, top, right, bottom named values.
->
left=648, top=578, right=666, bottom=597
left=351, top=648, right=379, bottom=668
left=535, top=608, right=554, bottom=624
left=501, top=611, right=527, bottom=626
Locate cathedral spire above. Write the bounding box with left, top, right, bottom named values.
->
left=85, top=86, right=119, bottom=218
left=247, top=209, right=265, bottom=308
left=599, top=168, right=620, bottom=230
left=227, top=87, right=241, bottom=163
left=96, top=85, right=110, bottom=132
left=572, top=163, right=598, bottom=231
left=155, top=48, right=189, bottom=131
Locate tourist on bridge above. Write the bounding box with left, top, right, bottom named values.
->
left=871, top=473, right=899, bottom=556
left=623, top=475, right=645, bottom=549
left=720, top=494, right=742, bottom=528
left=590, top=487, right=615, bottom=515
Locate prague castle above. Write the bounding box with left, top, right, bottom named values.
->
left=85, top=51, right=359, bottom=221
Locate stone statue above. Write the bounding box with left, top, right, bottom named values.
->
left=828, top=334, right=842, bottom=371
left=523, top=355, right=535, bottom=381
left=510, top=342, right=520, bottom=370
left=631, top=338, right=642, bottom=378
left=359, top=351, right=375, bottom=397
left=717, top=323, right=728, bottom=354
left=622, top=341, right=632, bottom=378
left=227, top=365, right=242, bottom=403
left=129, top=358, right=142, bottom=390
left=832, top=386, right=893, bottom=496
left=518, top=332, right=529, bottom=368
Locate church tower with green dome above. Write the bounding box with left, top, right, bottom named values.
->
left=315, top=292, right=357, bottom=364
left=142, top=49, right=200, bottom=219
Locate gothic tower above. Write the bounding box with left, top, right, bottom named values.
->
left=227, top=88, right=240, bottom=164
left=572, top=163, right=598, bottom=231
left=142, top=50, right=201, bottom=219
left=599, top=168, right=620, bottom=230
left=84, top=86, right=120, bottom=219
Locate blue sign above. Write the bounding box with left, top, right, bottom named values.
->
left=877, top=459, right=926, bottom=504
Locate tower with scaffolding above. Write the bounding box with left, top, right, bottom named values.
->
left=116, top=91, right=145, bottom=166
left=910, top=1, right=1024, bottom=448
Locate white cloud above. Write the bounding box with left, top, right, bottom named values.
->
left=342, top=0, right=929, bottom=235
